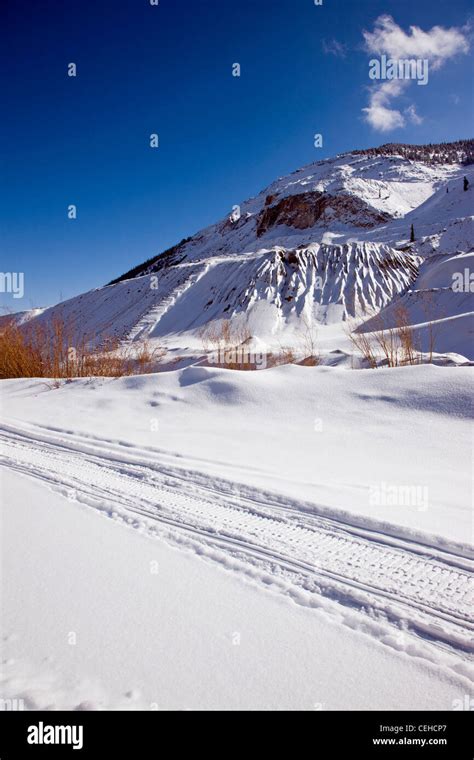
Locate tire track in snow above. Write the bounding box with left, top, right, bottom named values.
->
left=1, top=423, right=473, bottom=656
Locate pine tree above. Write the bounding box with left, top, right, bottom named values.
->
left=410, top=224, right=415, bottom=243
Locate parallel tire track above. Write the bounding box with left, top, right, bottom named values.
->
left=1, top=424, right=473, bottom=654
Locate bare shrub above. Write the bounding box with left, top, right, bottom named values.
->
left=347, top=304, right=429, bottom=369
left=200, top=319, right=251, bottom=351
left=0, top=315, right=164, bottom=379
left=200, top=319, right=255, bottom=369
left=200, top=315, right=321, bottom=370
left=347, top=323, right=379, bottom=369
left=420, top=291, right=444, bottom=364
left=296, top=314, right=321, bottom=366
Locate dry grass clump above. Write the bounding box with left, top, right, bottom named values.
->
left=348, top=305, right=435, bottom=368
left=200, top=320, right=257, bottom=370
left=0, top=315, right=163, bottom=379
left=200, top=316, right=321, bottom=370
left=266, top=347, right=296, bottom=368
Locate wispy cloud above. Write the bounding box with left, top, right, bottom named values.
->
left=362, top=15, right=470, bottom=132
left=405, top=104, right=423, bottom=126
left=322, top=38, right=347, bottom=59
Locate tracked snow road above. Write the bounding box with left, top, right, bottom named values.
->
left=1, top=421, right=473, bottom=662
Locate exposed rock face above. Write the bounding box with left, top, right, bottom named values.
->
left=256, top=192, right=391, bottom=237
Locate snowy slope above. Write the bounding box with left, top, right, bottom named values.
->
left=2, top=364, right=472, bottom=546
left=122, top=149, right=465, bottom=266
left=1, top=364, right=473, bottom=709
left=358, top=251, right=474, bottom=359
left=11, top=140, right=474, bottom=359
left=3, top=469, right=469, bottom=711
left=110, top=144, right=472, bottom=270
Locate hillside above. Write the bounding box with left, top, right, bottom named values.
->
left=9, top=140, right=474, bottom=362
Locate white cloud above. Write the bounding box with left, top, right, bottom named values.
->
left=322, top=38, right=347, bottom=58
left=363, top=80, right=406, bottom=132
left=405, top=104, right=423, bottom=125
left=362, top=15, right=470, bottom=132
left=363, top=14, right=469, bottom=70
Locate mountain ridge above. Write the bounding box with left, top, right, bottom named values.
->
left=108, top=138, right=473, bottom=287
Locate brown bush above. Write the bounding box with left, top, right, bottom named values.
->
left=0, top=316, right=164, bottom=379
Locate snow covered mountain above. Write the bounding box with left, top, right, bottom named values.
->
left=3, top=141, right=473, bottom=712
left=13, top=140, right=474, bottom=359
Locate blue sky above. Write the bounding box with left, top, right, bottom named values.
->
left=2, top=0, right=473, bottom=310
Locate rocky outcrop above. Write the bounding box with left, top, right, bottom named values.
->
left=256, top=192, right=391, bottom=237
